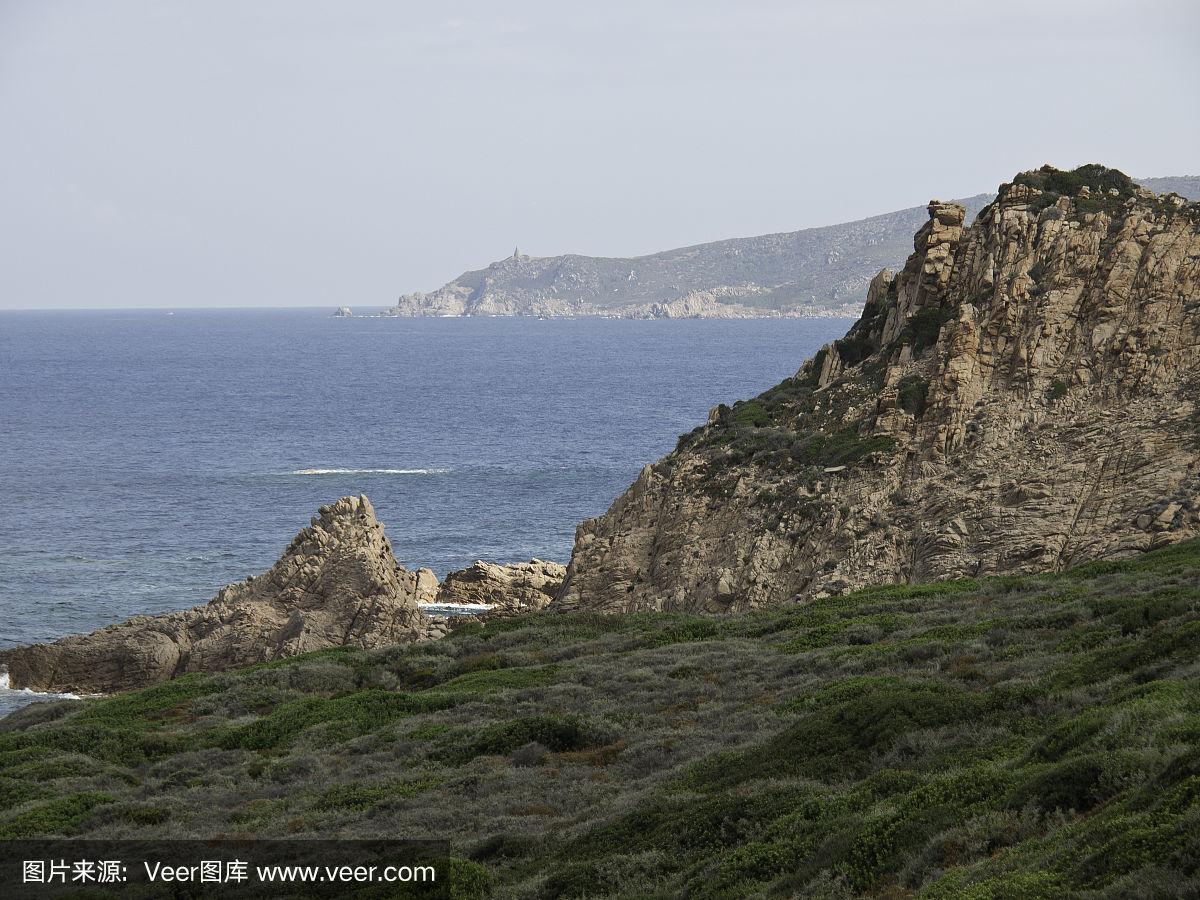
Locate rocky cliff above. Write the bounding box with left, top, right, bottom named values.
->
left=556, top=165, right=1200, bottom=613
left=0, top=496, right=441, bottom=694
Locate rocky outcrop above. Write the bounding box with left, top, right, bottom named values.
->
left=556, top=165, right=1200, bottom=613
left=0, top=496, right=439, bottom=694
left=435, top=559, right=566, bottom=615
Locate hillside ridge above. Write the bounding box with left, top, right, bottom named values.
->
left=384, top=174, right=1198, bottom=319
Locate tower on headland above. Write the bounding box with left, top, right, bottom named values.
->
left=513, top=246, right=521, bottom=259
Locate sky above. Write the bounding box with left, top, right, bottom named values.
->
left=1, top=0, right=1197, bottom=310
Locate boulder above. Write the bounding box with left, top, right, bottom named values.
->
left=436, top=559, right=566, bottom=615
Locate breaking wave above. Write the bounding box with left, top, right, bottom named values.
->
left=419, top=602, right=495, bottom=616
left=0, top=668, right=90, bottom=711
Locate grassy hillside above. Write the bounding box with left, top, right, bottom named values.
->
left=2, top=540, right=1199, bottom=897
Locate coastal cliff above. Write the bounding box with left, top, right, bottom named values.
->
left=556, top=166, right=1200, bottom=613
left=384, top=197, right=994, bottom=318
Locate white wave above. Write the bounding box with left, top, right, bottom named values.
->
left=287, top=467, right=451, bottom=476
left=0, top=668, right=88, bottom=702
left=419, top=602, right=495, bottom=614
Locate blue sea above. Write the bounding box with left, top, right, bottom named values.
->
left=0, top=309, right=852, bottom=713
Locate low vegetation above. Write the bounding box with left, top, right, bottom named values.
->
left=678, top=359, right=895, bottom=496
left=2, top=540, right=1199, bottom=897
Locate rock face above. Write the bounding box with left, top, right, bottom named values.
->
left=556, top=165, right=1200, bottom=613
left=436, top=559, right=566, bottom=615
left=0, top=496, right=435, bottom=694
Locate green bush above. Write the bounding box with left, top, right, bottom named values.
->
left=730, top=399, right=771, bottom=428
left=896, top=375, right=929, bottom=416
left=0, top=792, right=113, bottom=838
left=793, top=429, right=896, bottom=468
left=316, top=775, right=441, bottom=811
left=900, top=304, right=957, bottom=354
left=215, top=688, right=456, bottom=752
left=450, top=714, right=615, bottom=763
left=446, top=857, right=493, bottom=900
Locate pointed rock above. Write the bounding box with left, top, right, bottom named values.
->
left=0, top=495, right=433, bottom=694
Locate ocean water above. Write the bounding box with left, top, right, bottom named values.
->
left=0, top=309, right=853, bottom=714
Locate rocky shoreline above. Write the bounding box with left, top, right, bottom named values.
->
left=377, top=292, right=864, bottom=320
left=0, top=496, right=564, bottom=696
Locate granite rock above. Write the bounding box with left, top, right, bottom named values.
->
left=437, top=559, right=566, bottom=615
left=0, top=496, right=435, bottom=693
left=556, top=166, right=1200, bottom=613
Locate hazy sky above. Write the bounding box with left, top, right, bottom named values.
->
left=2, top=0, right=1197, bottom=309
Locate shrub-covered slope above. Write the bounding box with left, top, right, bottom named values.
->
left=3, top=539, right=1200, bottom=897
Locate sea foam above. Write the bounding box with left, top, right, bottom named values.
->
left=0, top=668, right=88, bottom=704
left=419, top=602, right=496, bottom=615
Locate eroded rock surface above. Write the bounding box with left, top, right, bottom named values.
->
left=556, top=166, right=1200, bottom=613
left=0, top=496, right=436, bottom=694
left=436, top=559, right=566, bottom=615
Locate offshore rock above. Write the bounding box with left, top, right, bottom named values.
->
left=0, top=496, right=434, bottom=694
left=556, top=166, right=1200, bottom=613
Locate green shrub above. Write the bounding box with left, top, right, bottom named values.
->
left=0, top=792, right=113, bottom=838
left=0, top=776, right=50, bottom=808
left=316, top=775, right=441, bottom=811
left=902, top=305, right=955, bottom=353
left=640, top=618, right=723, bottom=648
left=446, top=857, right=493, bottom=900
left=216, top=688, right=456, bottom=752
left=793, top=429, right=896, bottom=468
left=429, top=665, right=559, bottom=698
left=451, top=714, right=616, bottom=763
left=896, top=375, right=930, bottom=416
left=3, top=538, right=1200, bottom=896
left=116, top=804, right=171, bottom=826
left=1014, top=164, right=1135, bottom=199
left=685, top=678, right=983, bottom=789
left=730, top=399, right=771, bottom=428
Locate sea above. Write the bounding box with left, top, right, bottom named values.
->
left=0, top=308, right=853, bottom=714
